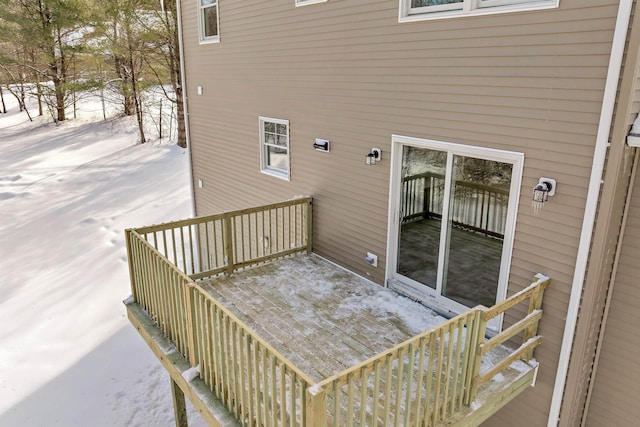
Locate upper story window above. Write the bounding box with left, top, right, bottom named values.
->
left=259, top=117, right=290, bottom=181
left=399, top=0, right=558, bottom=22
left=295, top=0, right=328, bottom=6
left=199, top=0, right=219, bottom=43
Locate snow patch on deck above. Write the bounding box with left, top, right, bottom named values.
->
left=182, top=365, right=201, bottom=382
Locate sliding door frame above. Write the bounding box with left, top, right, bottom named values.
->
left=385, top=134, right=524, bottom=332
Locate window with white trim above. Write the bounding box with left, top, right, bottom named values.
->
left=259, top=117, right=290, bottom=180
left=295, top=0, right=328, bottom=6
left=198, top=0, right=219, bottom=43
left=399, top=0, right=558, bottom=22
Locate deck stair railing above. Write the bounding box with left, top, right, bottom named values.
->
left=125, top=198, right=550, bottom=426
left=402, top=172, right=509, bottom=238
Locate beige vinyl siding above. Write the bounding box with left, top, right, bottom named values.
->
left=584, top=163, right=640, bottom=427
left=180, top=0, right=621, bottom=424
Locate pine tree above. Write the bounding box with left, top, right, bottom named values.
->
left=0, top=0, right=96, bottom=122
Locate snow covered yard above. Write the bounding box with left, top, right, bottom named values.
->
left=0, top=92, right=206, bottom=426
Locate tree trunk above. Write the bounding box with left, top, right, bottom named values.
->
left=126, top=20, right=145, bottom=143
left=167, top=0, right=187, bottom=148
left=124, top=93, right=136, bottom=115
left=0, top=87, right=6, bottom=113
left=175, top=86, right=186, bottom=148
left=54, top=77, right=65, bottom=122
left=49, top=28, right=67, bottom=122
left=114, top=55, right=136, bottom=116
left=29, top=50, right=43, bottom=116
left=36, top=81, right=43, bottom=116
left=134, top=91, right=145, bottom=143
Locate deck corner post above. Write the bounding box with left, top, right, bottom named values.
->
left=522, top=276, right=551, bottom=360
left=466, top=310, right=487, bottom=405
left=184, top=282, right=198, bottom=367
left=125, top=228, right=138, bottom=302
left=305, top=384, right=326, bottom=427
left=306, top=198, right=313, bottom=254
left=170, top=378, right=189, bottom=427
left=223, top=213, right=235, bottom=275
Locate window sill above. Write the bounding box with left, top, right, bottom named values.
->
left=398, top=1, right=558, bottom=23
left=261, top=169, right=290, bottom=181
left=199, top=36, right=220, bottom=45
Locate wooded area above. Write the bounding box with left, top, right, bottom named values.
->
left=0, top=0, right=186, bottom=147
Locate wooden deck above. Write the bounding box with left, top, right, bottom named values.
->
left=199, top=254, right=533, bottom=393
left=125, top=198, right=549, bottom=426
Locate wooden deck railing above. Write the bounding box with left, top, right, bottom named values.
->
left=126, top=197, right=314, bottom=425
left=188, top=281, right=315, bottom=425
left=126, top=198, right=550, bottom=426
left=130, top=197, right=312, bottom=280
left=402, top=173, right=509, bottom=238
left=307, top=273, right=550, bottom=426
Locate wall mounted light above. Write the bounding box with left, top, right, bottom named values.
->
left=313, top=138, right=330, bottom=152
left=532, top=177, right=556, bottom=215
left=365, top=148, right=381, bottom=165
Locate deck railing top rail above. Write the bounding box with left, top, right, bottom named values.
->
left=130, top=196, right=312, bottom=280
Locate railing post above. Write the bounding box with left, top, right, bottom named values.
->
left=522, top=276, right=548, bottom=361
left=125, top=229, right=138, bottom=302
left=306, top=385, right=326, bottom=426
left=171, top=378, right=189, bottom=427
left=306, top=199, right=313, bottom=254
left=423, top=184, right=431, bottom=219
left=184, top=282, right=198, bottom=367
left=465, top=310, right=487, bottom=405
left=223, top=213, right=235, bottom=275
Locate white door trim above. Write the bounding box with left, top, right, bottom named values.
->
left=385, top=134, right=524, bottom=333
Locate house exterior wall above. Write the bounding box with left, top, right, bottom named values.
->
left=559, top=4, right=640, bottom=423
left=178, top=0, right=625, bottom=425
left=582, top=153, right=640, bottom=426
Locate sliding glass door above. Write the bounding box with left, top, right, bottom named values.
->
left=388, top=136, right=523, bottom=329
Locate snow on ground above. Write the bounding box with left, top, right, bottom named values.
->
left=0, top=91, right=206, bottom=426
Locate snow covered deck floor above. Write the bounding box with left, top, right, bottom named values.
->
left=201, top=252, right=538, bottom=386
left=200, top=254, right=522, bottom=385
left=200, top=254, right=447, bottom=383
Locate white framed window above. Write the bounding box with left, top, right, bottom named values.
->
left=386, top=135, right=524, bottom=332
left=399, top=0, right=558, bottom=22
left=259, top=117, right=290, bottom=181
left=295, top=0, right=328, bottom=6
left=198, top=0, right=219, bottom=44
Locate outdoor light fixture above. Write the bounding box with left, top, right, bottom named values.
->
left=532, top=177, right=556, bottom=215
left=365, top=148, right=381, bottom=165
left=313, top=138, right=330, bottom=152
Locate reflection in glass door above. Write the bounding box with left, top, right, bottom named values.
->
left=397, top=146, right=446, bottom=290
left=395, top=143, right=516, bottom=310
